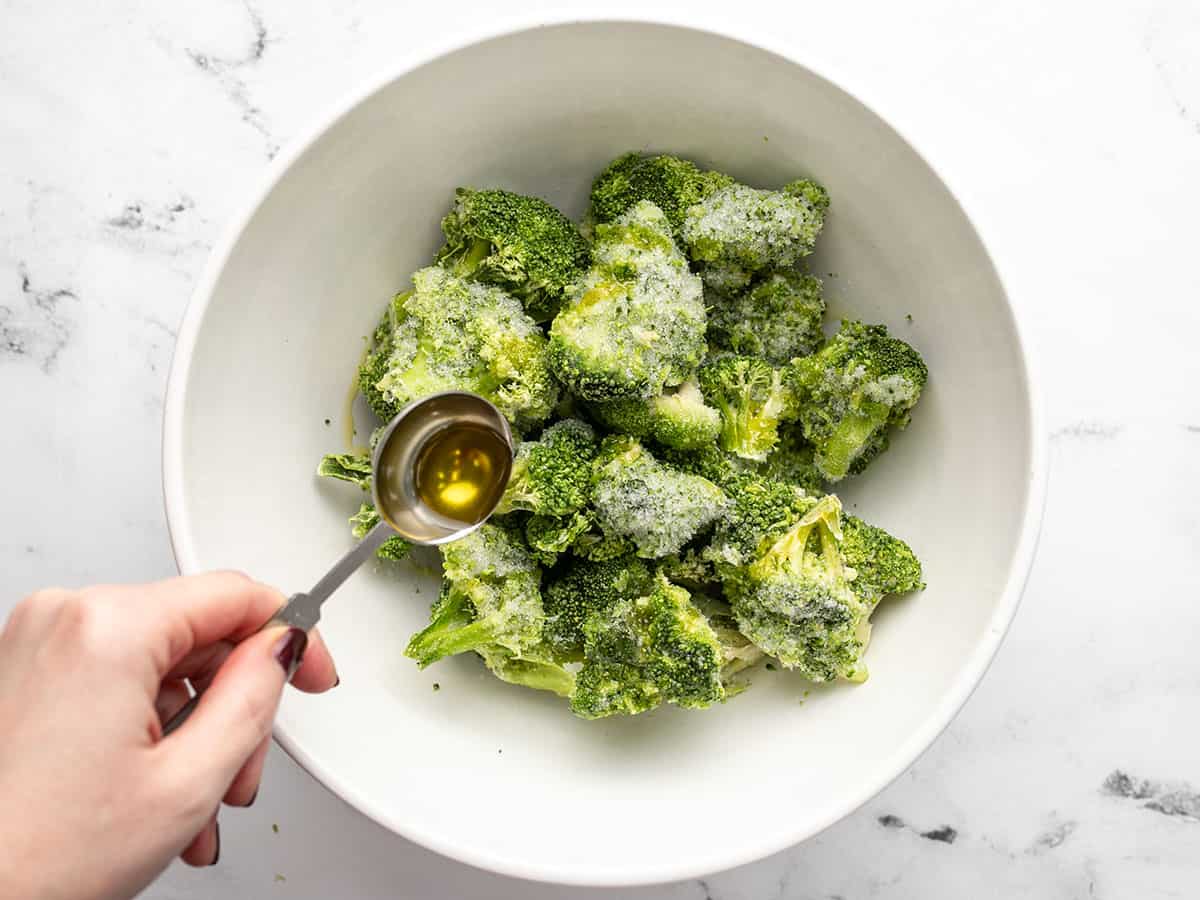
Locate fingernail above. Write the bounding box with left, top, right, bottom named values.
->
left=211, top=822, right=221, bottom=866
left=273, top=628, right=308, bottom=681
left=247, top=789, right=258, bottom=808
left=333, top=676, right=340, bottom=688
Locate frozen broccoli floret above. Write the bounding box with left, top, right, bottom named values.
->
left=729, top=495, right=872, bottom=682
left=590, top=152, right=733, bottom=236
left=788, top=320, right=927, bottom=481
left=683, top=180, right=828, bottom=278
left=841, top=515, right=925, bottom=604
left=753, top=427, right=824, bottom=495
left=592, top=437, right=727, bottom=559
left=589, top=376, right=720, bottom=450
left=347, top=504, right=411, bottom=561
left=707, top=270, right=825, bottom=364
left=543, top=555, right=654, bottom=657
left=317, top=452, right=373, bottom=489
left=404, top=524, right=567, bottom=693
left=548, top=201, right=706, bottom=401
left=697, top=354, right=793, bottom=461
left=358, top=267, right=557, bottom=432
left=570, top=574, right=725, bottom=718
left=436, top=188, right=590, bottom=322
left=704, top=474, right=814, bottom=575
left=497, top=419, right=597, bottom=516
left=591, top=154, right=829, bottom=280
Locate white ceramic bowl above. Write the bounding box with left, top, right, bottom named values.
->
left=164, top=19, right=1046, bottom=886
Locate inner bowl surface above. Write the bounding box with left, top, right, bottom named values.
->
left=164, top=20, right=1043, bottom=886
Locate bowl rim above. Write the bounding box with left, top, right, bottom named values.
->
left=162, top=12, right=1049, bottom=887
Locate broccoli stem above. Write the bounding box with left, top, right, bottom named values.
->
left=819, top=402, right=890, bottom=479
left=488, top=658, right=576, bottom=697
left=404, top=591, right=496, bottom=666
left=446, top=236, right=492, bottom=278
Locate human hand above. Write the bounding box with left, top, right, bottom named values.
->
left=0, top=573, right=338, bottom=900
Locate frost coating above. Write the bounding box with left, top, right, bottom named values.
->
left=591, top=437, right=727, bottom=559
left=362, top=266, right=557, bottom=432
left=708, top=269, right=826, bottom=364
left=548, top=201, right=707, bottom=401
left=682, top=180, right=828, bottom=274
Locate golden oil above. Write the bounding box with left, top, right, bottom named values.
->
left=412, top=423, right=510, bottom=525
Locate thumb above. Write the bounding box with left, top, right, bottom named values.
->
left=167, top=626, right=306, bottom=800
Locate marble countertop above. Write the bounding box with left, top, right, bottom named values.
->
left=3, top=0, right=1198, bottom=897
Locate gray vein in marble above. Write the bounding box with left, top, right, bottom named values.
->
left=1183, top=424, right=1200, bottom=433
left=184, top=0, right=278, bottom=158
left=2, top=263, right=78, bottom=372
left=1027, top=820, right=1076, bottom=854
left=920, top=825, right=958, bottom=844
left=1103, top=769, right=1200, bottom=821
left=1145, top=10, right=1200, bottom=136
left=1050, top=422, right=1123, bottom=440
left=876, top=813, right=957, bottom=844
left=105, top=196, right=195, bottom=233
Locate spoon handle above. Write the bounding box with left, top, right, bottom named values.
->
left=160, top=520, right=396, bottom=738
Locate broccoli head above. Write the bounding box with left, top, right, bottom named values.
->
left=570, top=574, right=725, bottom=718
left=697, top=354, right=794, bottom=461
left=683, top=179, right=828, bottom=281
left=707, top=270, right=826, bottom=364
left=590, top=154, right=829, bottom=282
left=548, top=201, right=706, bottom=401
left=590, top=152, right=733, bottom=236
left=542, top=554, right=654, bottom=657
left=497, top=418, right=597, bottom=516
left=404, top=522, right=552, bottom=670
left=436, top=188, right=590, bottom=323
left=729, top=494, right=872, bottom=682
left=358, top=266, right=558, bottom=433
left=592, top=436, right=727, bottom=559
left=841, top=515, right=925, bottom=604
left=704, top=473, right=815, bottom=575
left=588, top=376, right=720, bottom=451
left=788, top=320, right=928, bottom=481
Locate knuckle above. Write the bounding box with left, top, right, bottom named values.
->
left=15, top=587, right=71, bottom=619
left=214, top=569, right=253, bottom=585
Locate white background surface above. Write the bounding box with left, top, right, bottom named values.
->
left=2, top=1, right=1198, bottom=897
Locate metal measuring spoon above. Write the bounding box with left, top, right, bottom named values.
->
left=162, top=391, right=514, bottom=736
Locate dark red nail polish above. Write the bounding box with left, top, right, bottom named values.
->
left=211, top=822, right=220, bottom=866
left=247, top=789, right=258, bottom=808
left=273, top=628, right=308, bottom=680
left=333, top=676, right=340, bottom=688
